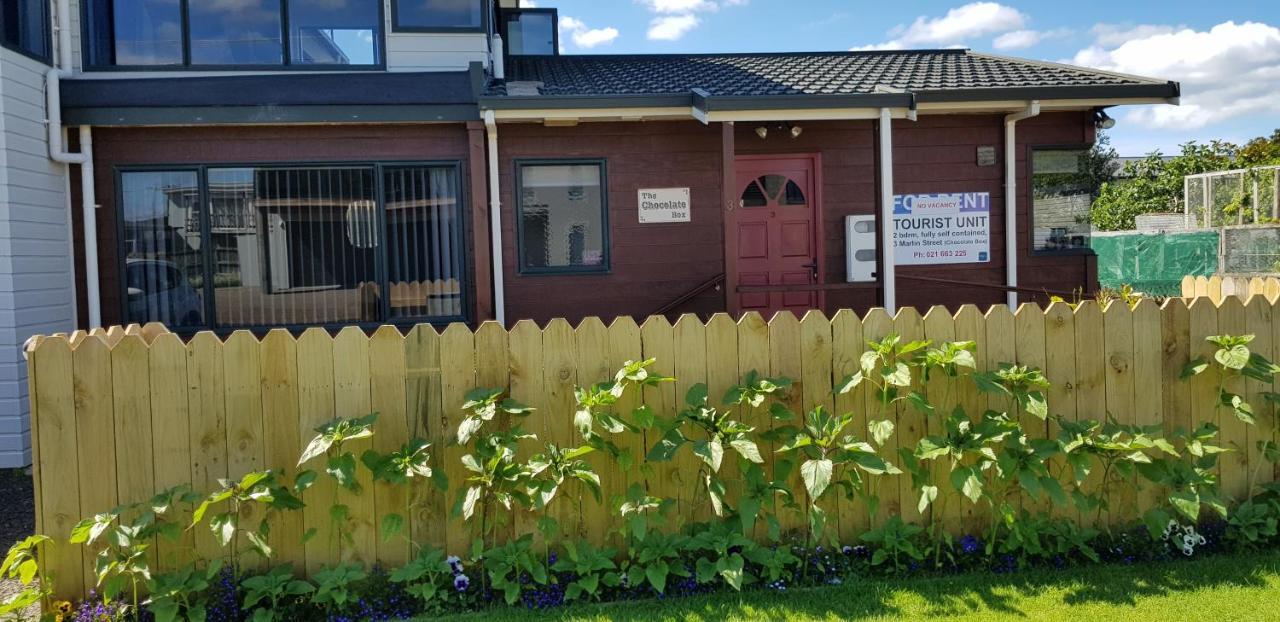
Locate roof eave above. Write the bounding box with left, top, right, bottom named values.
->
left=914, top=82, right=1180, bottom=104
left=62, top=104, right=481, bottom=126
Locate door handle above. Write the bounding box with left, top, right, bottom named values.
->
left=802, top=260, right=818, bottom=280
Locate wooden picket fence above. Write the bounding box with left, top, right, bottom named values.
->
left=1182, top=275, right=1280, bottom=304
left=26, top=298, right=1280, bottom=598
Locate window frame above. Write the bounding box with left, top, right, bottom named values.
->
left=82, top=0, right=387, bottom=71
left=500, top=7, right=559, bottom=57
left=514, top=158, right=612, bottom=276
left=390, top=0, right=488, bottom=34
left=1027, top=143, right=1097, bottom=257
left=114, top=160, right=471, bottom=335
left=1, top=0, right=52, bottom=64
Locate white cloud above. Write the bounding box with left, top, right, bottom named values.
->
left=648, top=14, right=700, bottom=41
left=637, top=0, right=745, bottom=41
left=1071, top=21, right=1280, bottom=130
left=518, top=0, right=537, bottom=6
left=992, top=27, right=1071, bottom=51
left=854, top=2, right=1027, bottom=50
left=1089, top=23, right=1175, bottom=48
left=561, top=15, right=620, bottom=49
left=642, top=0, right=718, bottom=12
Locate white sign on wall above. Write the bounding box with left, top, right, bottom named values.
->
left=638, top=188, right=691, bottom=223
left=892, top=192, right=991, bottom=265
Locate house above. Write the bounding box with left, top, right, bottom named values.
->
left=0, top=0, right=1179, bottom=468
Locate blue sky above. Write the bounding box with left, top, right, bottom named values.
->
left=530, top=1, right=1280, bottom=156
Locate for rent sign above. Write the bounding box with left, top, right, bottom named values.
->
left=892, top=192, right=991, bottom=265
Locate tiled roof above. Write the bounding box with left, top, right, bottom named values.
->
left=484, top=49, right=1176, bottom=104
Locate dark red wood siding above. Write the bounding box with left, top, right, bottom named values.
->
left=71, top=124, right=476, bottom=329
left=499, top=111, right=1095, bottom=325
left=496, top=121, right=727, bottom=325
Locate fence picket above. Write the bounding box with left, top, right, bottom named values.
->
left=575, top=317, right=613, bottom=545
left=110, top=334, right=155, bottom=569
left=541, top=319, right=580, bottom=539
left=260, top=329, right=305, bottom=570
left=404, top=326, right=446, bottom=555
left=861, top=308, right=895, bottom=529
left=892, top=308, right=925, bottom=525
left=369, top=326, right=410, bottom=566
left=439, top=324, right=477, bottom=554
left=224, top=331, right=266, bottom=570
left=296, top=329, right=336, bottom=574
left=31, top=337, right=83, bottom=598
left=1217, top=298, right=1250, bottom=502
left=1244, top=296, right=1274, bottom=493
left=831, top=310, right=866, bottom=541
left=1103, top=302, right=1137, bottom=522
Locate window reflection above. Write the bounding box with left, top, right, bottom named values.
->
left=395, top=0, right=484, bottom=30
left=290, top=0, right=381, bottom=65
left=1032, top=149, right=1094, bottom=252
left=519, top=163, right=608, bottom=272
left=120, top=171, right=205, bottom=328
left=111, top=0, right=183, bottom=65
left=188, top=0, right=284, bottom=65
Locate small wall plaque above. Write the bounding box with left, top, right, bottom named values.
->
left=977, top=146, right=997, bottom=167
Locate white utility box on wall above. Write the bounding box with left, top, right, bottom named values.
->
left=845, top=215, right=878, bottom=282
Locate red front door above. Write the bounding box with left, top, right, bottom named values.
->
left=735, top=156, right=822, bottom=317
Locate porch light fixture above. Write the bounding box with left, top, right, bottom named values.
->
left=1094, top=109, right=1116, bottom=130
left=754, top=122, right=804, bottom=140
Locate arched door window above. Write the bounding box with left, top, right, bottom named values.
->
left=740, top=174, right=807, bottom=208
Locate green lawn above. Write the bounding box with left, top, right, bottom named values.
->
left=432, top=552, right=1280, bottom=622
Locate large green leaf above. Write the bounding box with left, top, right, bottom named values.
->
left=801, top=459, right=833, bottom=500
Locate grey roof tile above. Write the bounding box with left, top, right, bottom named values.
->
left=485, top=49, right=1172, bottom=102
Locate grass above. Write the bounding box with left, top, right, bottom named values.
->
left=428, top=551, right=1280, bottom=622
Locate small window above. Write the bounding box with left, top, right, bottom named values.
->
left=1, top=0, right=50, bottom=61
left=1032, top=148, right=1094, bottom=253
left=517, top=161, right=609, bottom=274
left=393, top=0, right=485, bottom=32
left=502, top=8, right=557, bottom=56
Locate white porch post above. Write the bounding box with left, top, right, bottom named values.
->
left=878, top=108, right=897, bottom=314
left=483, top=111, right=506, bottom=325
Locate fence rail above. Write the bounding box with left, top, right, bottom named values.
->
left=1181, top=275, right=1280, bottom=304
left=26, top=299, right=1280, bottom=598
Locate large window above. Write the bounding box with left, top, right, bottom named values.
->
left=501, top=8, right=557, bottom=56
left=393, top=0, right=485, bottom=32
left=1031, top=148, right=1094, bottom=253
left=85, top=0, right=383, bottom=68
left=1, top=0, right=50, bottom=61
left=119, top=163, right=466, bottom=331
left=517, top=161, right=609, bottom=274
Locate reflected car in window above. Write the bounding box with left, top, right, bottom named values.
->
left=125, top=258, right=204, bottom=328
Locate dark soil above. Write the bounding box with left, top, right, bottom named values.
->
left=0, top=468, right=37, bottom=621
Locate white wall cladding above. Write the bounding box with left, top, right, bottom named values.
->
left=69, top=0, right=490, bottom=74
left=0, top=49, right=75, bottom=468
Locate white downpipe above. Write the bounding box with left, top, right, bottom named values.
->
left=483, top=111, right=506, bottom=326
left=878, top=108, right=897, bottom=315
left=47, top=0, right=100, bottom=328
left=1003, top=101, right=1040, bottom=311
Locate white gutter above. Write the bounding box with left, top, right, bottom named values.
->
left=47, top=0, right=100, bottom=328
left=878, top=107, right=897, bottom=314
left=1003, top=101, right=1040, bottom=311
left=483, top=110, right=506, bottom=325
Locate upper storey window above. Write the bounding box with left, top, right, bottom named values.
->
left=1, top=0, right=51, bottom=62
left=392, top=0, right=485, bottom=32
left=84, top=0, right=383, bottom=69
left=502, top=8, right=558, bottom=56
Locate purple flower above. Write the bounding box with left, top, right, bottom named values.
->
left=841, top=545, right=854, bottom=555
left=960, top=535, right=982, bottom=555
left=454, top=573, right=471, bottom=592
left=447, top=555, right=464, bottom=575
